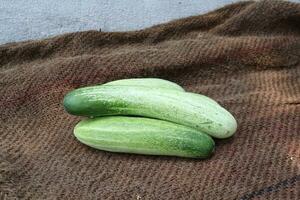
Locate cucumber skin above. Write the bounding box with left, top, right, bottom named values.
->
left=74, top=116, right=215, bottom=158
left=64, top=85, right=237, bottom=138
left=103, top=78, right=185, bottom=91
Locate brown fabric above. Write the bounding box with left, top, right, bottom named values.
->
left=1, top=0, right=300, bottom=199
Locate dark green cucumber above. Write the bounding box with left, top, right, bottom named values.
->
left=64, top=85, right=237, bottom=138
left=74, top=116, right=215, bottom=158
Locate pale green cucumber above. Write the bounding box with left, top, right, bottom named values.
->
left=102, top=78, right=220, bottom=106
left=102, top=78, right=185, bottom=91
left=64, top=85, right=237, bottom=138
left=74, top=116, right=215, bottom=158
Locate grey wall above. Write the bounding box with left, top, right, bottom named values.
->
left=0, top=0, right=299, bottom=44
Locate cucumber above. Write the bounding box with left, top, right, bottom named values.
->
left=102, top=78, right=185, bottom=91
left=103, top=78, right=219, bottom=106
left=74, top=116, right=215, bottom=158
left=64, top=85, right=237, bottom=138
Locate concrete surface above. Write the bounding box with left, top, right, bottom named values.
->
left=0, top=0, right=299, bottom=44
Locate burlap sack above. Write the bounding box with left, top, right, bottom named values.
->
left=1, top=0, right=299, bottom=199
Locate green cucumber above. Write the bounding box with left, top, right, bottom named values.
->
left=64, top=85, right=237, bottom=138
left=103, top=78, right=220, bottom=106
left=74, top=116, right=215, bottom=158
left=102, top=78, right=185, bottom=91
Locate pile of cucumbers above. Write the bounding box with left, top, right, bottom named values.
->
left=63, top=78, right=237, bottom=159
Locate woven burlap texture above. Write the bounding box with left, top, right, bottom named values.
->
left=1, top=0, right=299, bottom=199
